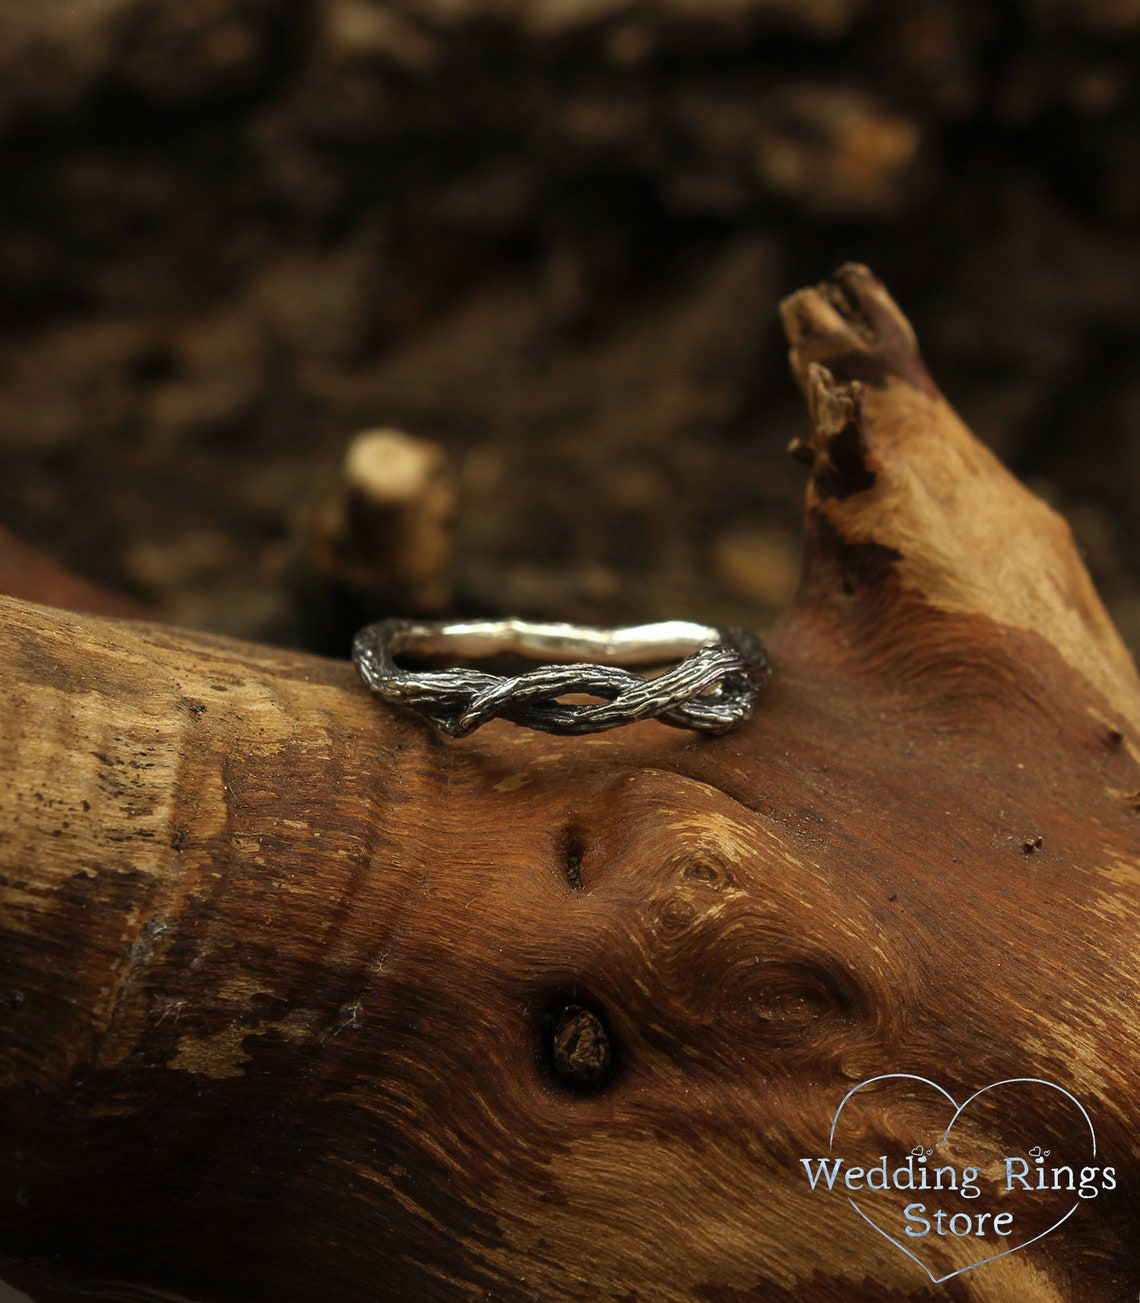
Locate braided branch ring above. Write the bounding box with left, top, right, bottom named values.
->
left=352, top=618, right=769, bottom=738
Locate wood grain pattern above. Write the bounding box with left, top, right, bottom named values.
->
left=2, top=266, right=1138, bottom=1301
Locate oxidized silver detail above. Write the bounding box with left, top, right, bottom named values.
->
left=352, top=618, right=768, bottom=738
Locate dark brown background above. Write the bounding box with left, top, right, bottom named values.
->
left=1, top=0, right=1138, bottom=661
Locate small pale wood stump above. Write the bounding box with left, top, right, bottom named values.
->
left=1, top=267, right=1138, bottom=1301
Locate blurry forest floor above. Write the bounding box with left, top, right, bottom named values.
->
left=0, top=0, right=1138, bottom=658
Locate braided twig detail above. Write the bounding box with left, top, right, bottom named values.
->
left=353, top=619, right=768, bottom=737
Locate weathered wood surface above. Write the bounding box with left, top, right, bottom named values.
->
left=2, top=266, right=1139, bottom=1301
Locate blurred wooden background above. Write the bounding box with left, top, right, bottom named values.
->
left=0, top=0, right=1138, bottom=660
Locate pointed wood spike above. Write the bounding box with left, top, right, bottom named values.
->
left=780, top=262, right=1140, bottom=725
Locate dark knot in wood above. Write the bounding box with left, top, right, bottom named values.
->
left=551, top=1005, right=611, bottom=1089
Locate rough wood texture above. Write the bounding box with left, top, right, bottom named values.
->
left=2, top=266, right=1139, bottom=1301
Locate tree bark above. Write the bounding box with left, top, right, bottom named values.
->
left=2, top=265, right=1139, bottom=1302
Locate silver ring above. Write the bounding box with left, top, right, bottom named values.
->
left=352, top=618, right=768, bottom=738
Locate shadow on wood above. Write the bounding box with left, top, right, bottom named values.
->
left=1, top=266, right=1138, bottom=1301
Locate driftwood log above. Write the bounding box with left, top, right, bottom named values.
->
left=2, top=266, right=1139, bottom=1302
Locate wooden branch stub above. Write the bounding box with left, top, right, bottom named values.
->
left=308, top=426, right=456, bottom=612
left=3, top=267, right=1140, bottom=1302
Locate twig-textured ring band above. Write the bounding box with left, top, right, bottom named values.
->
left=352, top=618, right=769, bottom=738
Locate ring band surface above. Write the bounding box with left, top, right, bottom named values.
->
left=352, top=618, right=768, bottom=738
